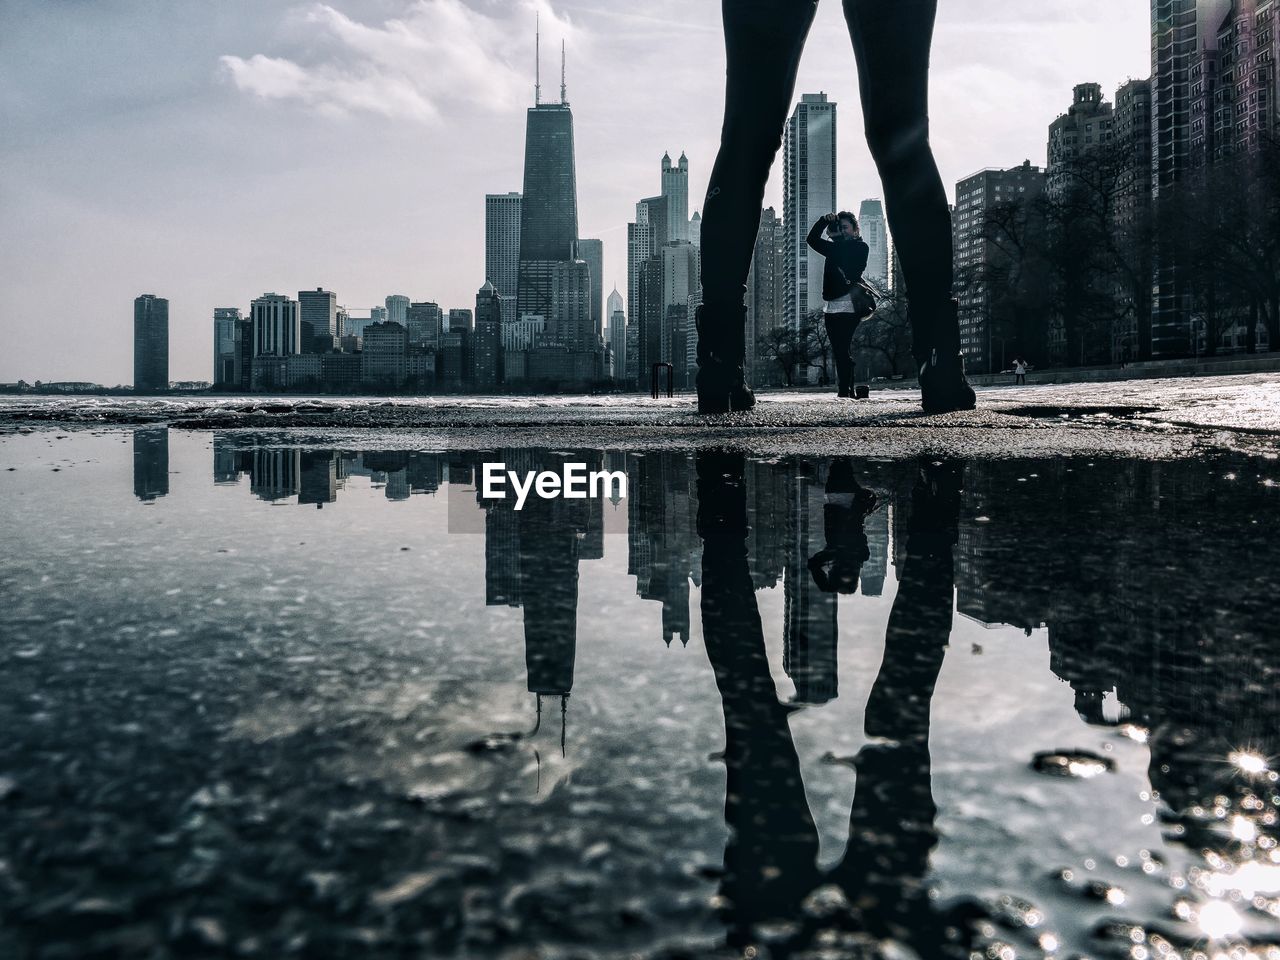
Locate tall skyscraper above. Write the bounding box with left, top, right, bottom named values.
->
left=516, top=87, right=579, bottom=328
left=485, top=192, right=522, bottom=328
left=1150, top=0, right=1232, bottom=355
left=575, top=238, right=604, bottom=334
left=784, top=93, right=837, bottom=331
left=133, top=294, right=169, bottom=392
left=385, top=295, right=410, bottom=327
left=213, top=307, right=242, bottom=386
left=549, top=260, right=593, bottom=351
left=607, top=287, right=626, bottom=381
left=858, top=200, right=890, bottom=285
left=251, top=293, right=301, bottom=357
left=448, top=308, right=474, bottom=333
left=298, top=288, right=337, bottom=353
left=473, top=281, right=504, bottom=388
left=627, top=196, right=668, bottom=329
left=661, top=152, right=690, bottom=242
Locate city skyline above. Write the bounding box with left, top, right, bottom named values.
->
left=1, top=1, right=1151, bottom=383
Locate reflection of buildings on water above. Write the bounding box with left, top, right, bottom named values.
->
left=195, top=441, right=1280, bottom=797
left=298, top=449, right=336, bottom=508
left=783, top=462, right=838, bottom=705
left=627, top=452, right=697, bottom=646
left=132, top=428, right=169, bottom=502
left=210, top=435, right=449, bottom=504
left=477, top=450, right=607, bottom=746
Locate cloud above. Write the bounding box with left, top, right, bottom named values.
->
left=219, top=0, right=579, bottom=124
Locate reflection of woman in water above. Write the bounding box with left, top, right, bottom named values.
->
left=696, top=453, right=972, bottom=956
left=808, top=457, right=878, bottom=594
left=695, top=0, right=976, bottom=415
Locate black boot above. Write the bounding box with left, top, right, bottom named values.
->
left=696, top=304, right=756, bottom=414
left=915, top=300, right=976, bottom=414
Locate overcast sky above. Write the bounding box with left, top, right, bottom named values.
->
left=0, top=0, right=1150, bottom=383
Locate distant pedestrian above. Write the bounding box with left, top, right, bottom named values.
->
left=1014, top=358, right=1027, bottom=386
left=807, top=212, right=871, bottom=399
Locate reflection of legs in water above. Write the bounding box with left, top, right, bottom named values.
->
left=827, top=460, right=964, bottom=951
left=696, top=451, right=820, bottom=946
left=697, top=1, right=818, bottom=412
left=844, top=0, right=974, bottom=410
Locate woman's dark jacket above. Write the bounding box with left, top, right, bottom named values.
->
left=806, top=218, right=870, bottom=302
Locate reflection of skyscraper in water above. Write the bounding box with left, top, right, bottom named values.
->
left=250, top=448, right=301, bottom=502
left=384, top=470, right=410, bottom=501
left=298, top=450, right=337, bottom=508
left=746, top=458, right=788, bottom=589
left=627, top=452, right=696, bottom=646
left=484, top=500, right=522, bottom=607
left=132, top=428, right=169, bottom=502
left=517, top=454, right=594, bottom=749
left=213, top=435, right=240, bottom=485
left=861, top=501, right=889, bottom=597
left=783, top=463, right=838, bottom=705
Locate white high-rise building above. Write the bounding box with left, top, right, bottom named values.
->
left=784, top=93, right=837, bottom=331
left=385, top=295, right=410, bottom=326
left=485, top=191, right=522, bottom=329
left=661, top=152, right=689, bottom=242
left=251, top=293, right=301, bottom=357
left=858, top=199, right=889, bottom=285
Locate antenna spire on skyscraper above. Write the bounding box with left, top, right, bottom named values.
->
left=535, top=13, right=541, bottom=105
left=561, top=40, right=567, bottom=104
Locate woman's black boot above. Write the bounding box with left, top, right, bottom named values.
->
left=696, top=304, right=756, bottom=414
left=915, top=300, right=976, bottom=414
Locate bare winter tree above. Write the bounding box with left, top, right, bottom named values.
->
left=757, top=326, right=805, bottom=387
left=851, top=279, right=913, bottom=377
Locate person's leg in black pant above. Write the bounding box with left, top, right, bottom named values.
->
left=696, top=451, right=821, bottom=949
left=825, top=459, right=967, bottom=956
left=698, top=0, right=819, bottom=414
left=824, top=312, right=859, bottom=397
left=843, top=0, right=975, bottom=412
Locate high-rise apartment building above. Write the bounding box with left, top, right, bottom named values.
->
left=952, top=162, right=1046, bottom=373
left=575, top=238, right=604, bottom=334
left=485, top=191, right=522, bottom=328
left=784, top=93, right=838, bottom=331
left=607, top=287, right=626, bottom=381
left=251, top=293, right=301, bottom=357
left=746, top=208, right=786, bottom=382
left=473, top=281, right=504, bottom=388
left=298, top=288, right=337, bottom=353
left=406, top=302, right=442, bottom=351
left=133, top=294, right=169, bottom=392
left=1151, top=0, right=1233, bottom=354
left=362, top=321, right=409, bottom=386
left=1048, top=83, right=1115, bottom=194
left=213, top=307, right=242, bottom=386
left=385, top=295, right=410, bottom=327
left=628, top=195, right=668, bottom=330
left=858, top=199, right=890, bottom=285
left=661, top=152, right=690, bottom=242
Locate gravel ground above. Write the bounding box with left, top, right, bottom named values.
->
left=2, top=373, right=1278, bottom=459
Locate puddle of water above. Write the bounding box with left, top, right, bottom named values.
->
left=1, top=430, right=1278, bottom=959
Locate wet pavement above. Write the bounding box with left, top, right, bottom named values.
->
left=1, top=416, right=1279, bottom=959
left=2, top=374, right=1280, bottom=461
